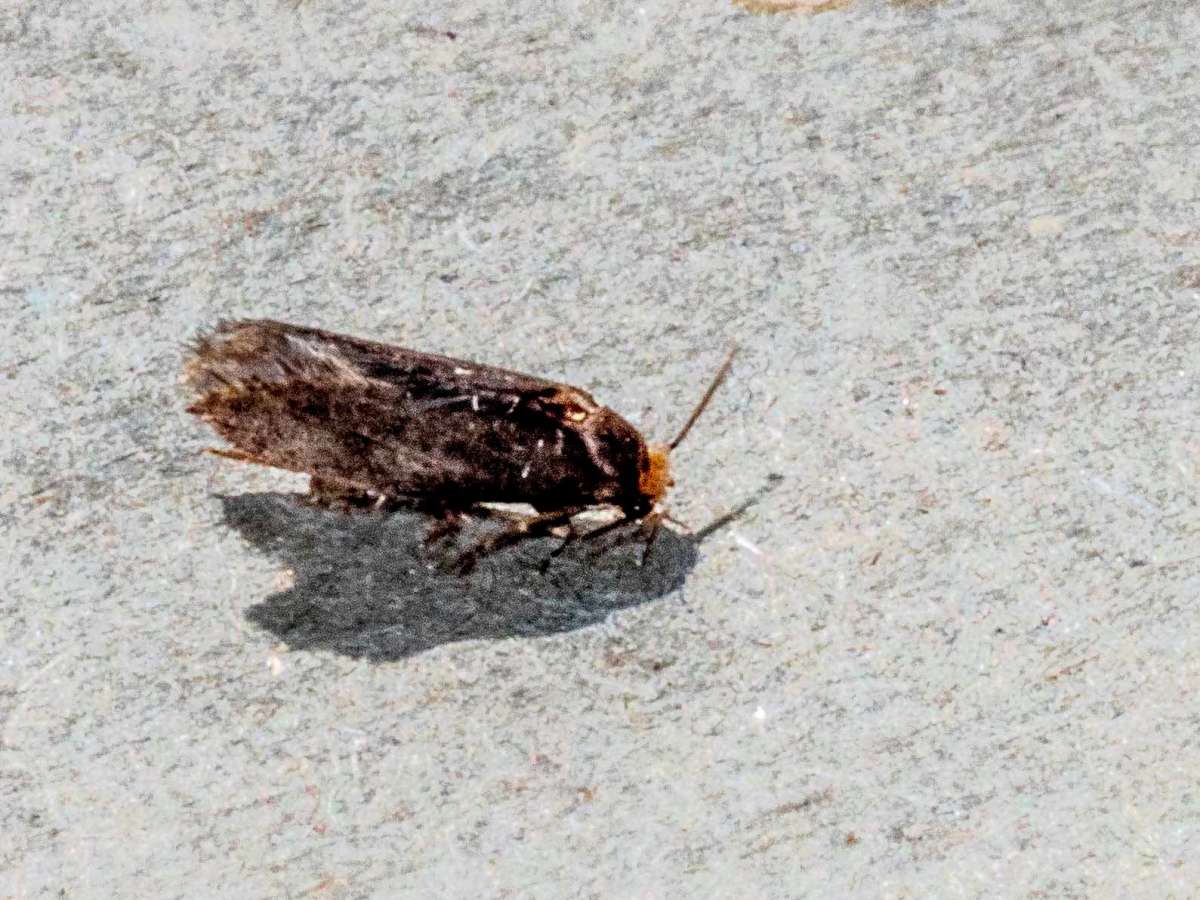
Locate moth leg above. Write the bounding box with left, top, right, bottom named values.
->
left=424, top=503, right=531, bottom=548
left=204, top=447, right=264, bottom=464
left=639, top=513, right=662, bottom=567
left=304, top=476, right=382, bottom=512
left=455, top=507, right=584, bottom=575
left=539, top=514, right=633, bottom=573
left=424, top=509, right=468, bottom=547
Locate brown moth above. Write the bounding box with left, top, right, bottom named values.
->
left=184, top=319, right=733, bottom=572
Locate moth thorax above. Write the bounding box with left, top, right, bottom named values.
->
left=639, top=445, right=673, bottom=503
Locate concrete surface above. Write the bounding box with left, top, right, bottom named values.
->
left=3, top=0, right=1199, bottom=896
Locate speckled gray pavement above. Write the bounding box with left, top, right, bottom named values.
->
left=4, top=0, right=1199, bottom=896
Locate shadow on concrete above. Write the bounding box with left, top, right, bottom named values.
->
left=218, top=493, right=698, bottom=661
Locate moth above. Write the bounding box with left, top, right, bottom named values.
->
left=184, top=319, right=734, bottom=572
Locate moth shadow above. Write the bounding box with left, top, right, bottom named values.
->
left=218, top=493, right=698, bottom=661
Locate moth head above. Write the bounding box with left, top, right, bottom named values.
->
left=639, top=444, right=674, bottom=505
left=643, top=347, right=736, bottom=510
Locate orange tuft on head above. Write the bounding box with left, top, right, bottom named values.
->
left=639, top=445, right=673, bottom=504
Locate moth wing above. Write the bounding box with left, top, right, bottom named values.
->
left=185, top=318, right=587, bottom=401
left=184, top=319, right=623, bottom=506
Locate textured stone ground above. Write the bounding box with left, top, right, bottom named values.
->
left=4, top=0, right=1199, bottom=896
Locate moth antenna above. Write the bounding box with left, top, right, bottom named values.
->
left=667, top=346, right=738, bottom=451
